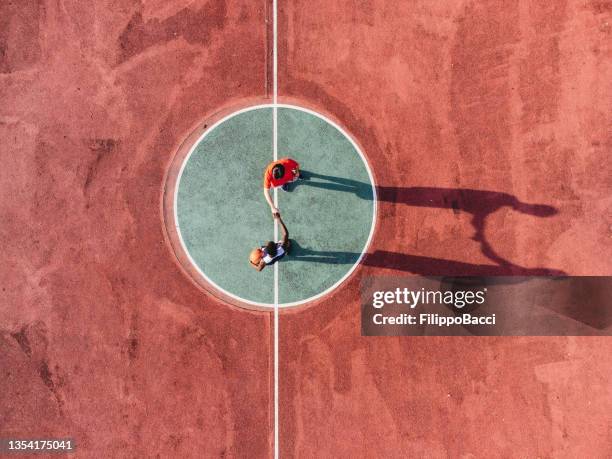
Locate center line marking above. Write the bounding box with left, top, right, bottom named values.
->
left=272, top=1, right=279, bottom=458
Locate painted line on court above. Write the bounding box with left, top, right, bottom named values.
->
left=172, top=104, right=377, bottom=308
left=273, top=104, right=378, bottom=308
left=272, top=0, right=279, bottom=455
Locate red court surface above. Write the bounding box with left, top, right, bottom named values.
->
left=1, top=0, right=611, bottom=457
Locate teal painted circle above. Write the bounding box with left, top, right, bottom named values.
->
left=174, top=105, right=375, bottom=308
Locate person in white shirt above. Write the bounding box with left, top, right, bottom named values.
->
left=249, top=213, right=290, bottom=272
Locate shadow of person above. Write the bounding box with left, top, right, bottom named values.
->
left=288, top=242, right=565, bottom=276
left=375, top=186, right=558, bottom=272
left=289, top=240, right=359, bottom=265
left=292, top=174, right=609, bottom=329
left=294, top=171, right=561, bottom=274
left=363, top=250, right=565, bottom=276
left=291, top=170, right=373, bottom=199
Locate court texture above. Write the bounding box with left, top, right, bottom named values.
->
left=166, top=104, right=376, bottom=307
left=1, top=0, right=611, bottom=458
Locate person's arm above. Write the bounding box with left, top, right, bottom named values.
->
left=263, top=187, right=278, bottom=214
left=275, top=214, right=289, bottom=249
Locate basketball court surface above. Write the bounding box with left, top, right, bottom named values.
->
left=1, top=0, right=611, bottom=457
left=168, top=104, right=375, bottom=307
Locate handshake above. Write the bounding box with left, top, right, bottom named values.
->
left=263, top=157, right=302, bottom=216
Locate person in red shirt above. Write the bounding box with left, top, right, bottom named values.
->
left=263, top=157, right=301, bottom=214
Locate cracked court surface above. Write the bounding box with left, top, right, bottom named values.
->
left=2, top=0, right=611, bottom=456
left=172, top=105, right=375, bottom=307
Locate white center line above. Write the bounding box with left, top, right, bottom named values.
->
left=272, top=1, right=279, bottom=458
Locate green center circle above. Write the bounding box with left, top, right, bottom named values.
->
left=173, top=104, right=376, bottom=308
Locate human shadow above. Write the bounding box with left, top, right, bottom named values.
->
left=291, top=170, right=374, bottom=199
left=289, top=243, right=565, bottom=276
left=289, top=240, right=360, bottom=265
left=293, top=171, right=564, bottom=275
left=292, top=244, right=609, bottom=331
left=291, top=174, right=611, bottom=330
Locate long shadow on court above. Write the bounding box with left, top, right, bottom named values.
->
left=291, top=171, right=565, bottom=276
left=291, top=242, right=612, bottom=330
left=290, top=175, right=612, bottom=330
left=290, top=243, right=565, bottom=276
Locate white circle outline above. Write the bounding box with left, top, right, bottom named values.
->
left=173, top=103, right=377, bottom=309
